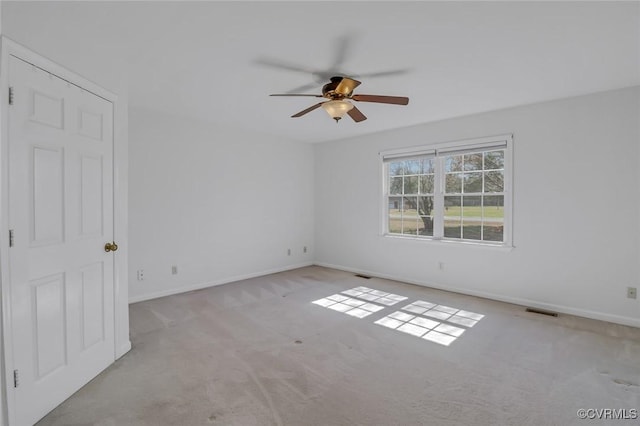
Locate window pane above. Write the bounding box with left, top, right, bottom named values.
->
left=484, top=225, right=503, bottom=242
left=463, top=172, right=482, bottom=193
left=389, top=176, right=403, bottom=194
left=464, top=153, right=483, bottom=171
left=418, top=216, right=434, bottom=236
left=446, top=173, right=462, bottom=193
left=389, top=162, right=404, bottom=176
left=405, top=160, right=421, bottom=175
left=421, top=158, right=435, bottom=174
left=484, top=195, right=504, bottom=209
left=402, top=196, right=418, bottom=216
left=419, top=175, right=434, bottom=194
left=484, top=151, right=504, bottom=170
left=484, top=171, right=504, bottom=193
left=462, top=196, right=482, bottom=240
left=401, top=196, right=420, bottom=236
left=444, top=219, right=461, bottom=238
left=388, top=196, right=403, bottom=234
left=483, top=195, right=504, bottom=242
left=402, top=217, right=418, bottom=235
left=462, top=195, right=482, bottom=215
left=445, top=155, right=462, bottom=172
left=389, top=196, right=403, bottom=212
left=418, top=196, right=434, bottom=217
left=462, top=224, right=482, bottom=240
left=444, top=196, right=461, bottom=238
left=404, top=176, right=418, bottom=194
left=389, top=218, right=402, bottom=234
left=419, top=197, right=434, bottom=238
left=444, top=195, right=461, bottom=213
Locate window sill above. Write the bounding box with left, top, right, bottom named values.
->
left=381, top=234, right=514, bottom=251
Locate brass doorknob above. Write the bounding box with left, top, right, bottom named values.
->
left=104, top=242, right=118, bottom=252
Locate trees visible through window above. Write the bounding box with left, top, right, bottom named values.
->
left=382, top=136, right=511, bottom=245
left=388, top=158, right=435, bottom=236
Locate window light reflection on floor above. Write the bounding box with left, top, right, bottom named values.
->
left=312, top=293, right=385, bottom=318
left=312, top=288, right=484, bottom=346
left=311, top=286, right=407, bottom=318
left=341, top=286, right=408, bottom=306
left=402, top=301, right=484, bottom=327
left=375, top=301, right=485, bottom=346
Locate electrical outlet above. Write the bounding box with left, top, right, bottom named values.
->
left=171, top=265, right=178, bottom=275
left=438, top=262, right=444, bottom=271
left=303, top=246, right=307, bottom=254
left=137, top=269, right=144, bottom=281
left=627, top=287, right=637, bottom=299
left=287, top=248, right=291, bottom=256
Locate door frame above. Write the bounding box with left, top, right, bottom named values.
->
left=0, top=37, right=130, bottom=426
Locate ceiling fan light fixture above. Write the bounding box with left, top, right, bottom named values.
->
left=322, top=100, right=354, bottom=122
left=271, top=76, right=408, bottom=123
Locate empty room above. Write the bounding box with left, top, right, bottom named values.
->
left=0, top=1, right=638, bottom=425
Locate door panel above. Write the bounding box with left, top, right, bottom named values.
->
left=78, top=109, right=103, bottom=141
left=32, top=273, right=67, bottom=379
left=31, top=146, right=65, bottom=245
left=29, top=89, right=64, bottom=129
left=8, top=55, right=115, bottom=426
left=80, top=261, right=105, bottom=349
left=80, top=155, right=104, bottom=237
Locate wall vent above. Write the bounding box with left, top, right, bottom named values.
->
left=526, top=307, right=558, bottom=317
left=354, top=274, right=371, bottom=279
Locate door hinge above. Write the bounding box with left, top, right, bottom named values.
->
left=8, top=87, right=14, bottom=105
left=9, top=229, right=14, bottom=247
left=13, top=370, right=19, bottom=388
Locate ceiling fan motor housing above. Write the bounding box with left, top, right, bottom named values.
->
left=322, top=76, right=350, bottom=99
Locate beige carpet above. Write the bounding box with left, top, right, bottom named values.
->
left=37, top=266, right=640, bottom=425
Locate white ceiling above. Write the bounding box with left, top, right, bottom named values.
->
left=4, top=1, right=639, bottom=143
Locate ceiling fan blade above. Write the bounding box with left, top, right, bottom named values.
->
left=335, top=77, right=361, bottom=96
left=270, top=94, right=323, bottom=98
left=330, top=33, right=355, bottom=69
left=255, top=58, right=317, bottom=75
left=291, top=102, right=325, bottom=118
left=356, top=69, right=410, bottom=79
left=352, top=94, right=409, bottom=105
left=347, top=105, right=367, bottom=123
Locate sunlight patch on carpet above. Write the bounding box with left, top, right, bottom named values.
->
left=374, top=302, right=485, bottom=346
left=312, top=293, right=385, bottom=318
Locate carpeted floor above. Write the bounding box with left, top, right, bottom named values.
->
left=37, top=266, right=640, bottom=425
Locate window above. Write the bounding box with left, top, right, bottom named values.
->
left=382, top=135, right=512, bottom=246
left=388, top=157, right=435, bottom=237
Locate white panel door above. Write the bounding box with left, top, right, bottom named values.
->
left=7, top=55, right=115, bottom=425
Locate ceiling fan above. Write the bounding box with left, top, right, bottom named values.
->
left=270, top=76, right=409, bottom=123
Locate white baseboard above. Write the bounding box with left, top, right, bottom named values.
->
left=128, top=262, right=314, bottom=304
left=314, top=261, right=640, bottom=329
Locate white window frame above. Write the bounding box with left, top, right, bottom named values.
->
left=380, top=134, right=513, bottom=247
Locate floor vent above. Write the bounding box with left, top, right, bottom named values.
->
left=355, top=274, right=371, bottom=279
left=526, top=307, right=558, bottom=317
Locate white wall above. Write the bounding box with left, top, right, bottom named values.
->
left=128, top=108, right=314, bottom=302
left=315, top=87, right=640, bottom=327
